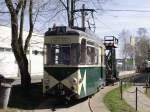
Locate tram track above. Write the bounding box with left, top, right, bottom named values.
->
left=46, top=96, right=96, bottom=112
left=88, top=98, right=94, bottom=112
left=42, top=97, right=96, bottom=112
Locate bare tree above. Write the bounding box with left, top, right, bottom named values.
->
left=3, top=0, right=71, bottom=88
left=118, top=30, right=131, bottom=59
left=135, top=27, right=150, bottom=67
left=4, top=0, right=34, bottom=88
left=1, top=0, right=67, bottom=88
left=137, top=27, right=148, bottom=38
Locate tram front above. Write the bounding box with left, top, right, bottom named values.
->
left=43, top=26, right=82, bottom=99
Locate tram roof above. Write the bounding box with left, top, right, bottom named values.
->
left=45, top=26, right=104, bottom=46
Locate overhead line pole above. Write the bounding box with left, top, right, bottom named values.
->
left=70, top=0, right=75, bottom=27
left=67, top=1, right=95, bottom=29
left=73, top=5, right=95, bottom=29
left=67, top=0, right=70, bottom=27
left=81, top=4, right=85, bottom=28
left=67, top=0, right=75, bottom=28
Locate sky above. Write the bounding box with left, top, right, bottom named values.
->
left=94, top=0, right=150, bottom=38
left=1, top=0, right=150, bottom=58
left=1, top=0, right=150, bottom=38
left=38, top=0, right=150, bottom=38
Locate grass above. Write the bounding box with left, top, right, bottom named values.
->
left=104, top=84, right=137, bottom=112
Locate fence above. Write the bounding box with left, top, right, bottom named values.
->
left=120, top=78, right=150, bottom=112
left=117, top=59, right=135, bottom=72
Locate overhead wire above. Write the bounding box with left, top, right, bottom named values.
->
left=66, top=1, right=150, bottom=33
left=77, top=0, right=115, bottom=32
left=94, top=15, right=113, bottom=31
left=95, top=9, right=150, bottom=13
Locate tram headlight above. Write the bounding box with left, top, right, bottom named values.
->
left=44, top=79, right=49, bottom=85
left=71, top=78, right=78, bottom=92
left=79, top=79, right=82, bottom=83
left=72, top=78, right=77, bottom=84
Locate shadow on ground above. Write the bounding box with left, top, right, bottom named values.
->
left=8, top=83, right=87, bottom=110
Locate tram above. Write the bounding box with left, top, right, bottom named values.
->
left=43, top=26, right=106, bottom=99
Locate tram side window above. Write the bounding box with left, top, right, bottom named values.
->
left=86, top=46, right=98, bottom=65
left=99, top=47, right=102, bottom=65
left=71, top=43, right=80, bottom=65
left=95, top=49, right=99, bottom=64
left=46, top=45, right=51, bottom=65
left=101, top=48, right=105, bottom=66
left=80, top=39, right=86, bottom=64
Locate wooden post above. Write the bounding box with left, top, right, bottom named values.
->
left=146, top=82, right=148, bottom=94
left=120, top=80, right=123, bottom=100
left=136, top=87, right=138, bottom=111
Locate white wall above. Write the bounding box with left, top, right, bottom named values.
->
left=0, top=26, right=44, bottom=78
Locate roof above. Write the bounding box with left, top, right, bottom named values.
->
left=0, top=25, right=44, bottom=51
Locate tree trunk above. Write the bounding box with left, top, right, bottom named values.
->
left=18, top=54, right=31, bottom=88
left=11, top=42, right=31, bottom=88
left=11, top=37, right=31, bottom=88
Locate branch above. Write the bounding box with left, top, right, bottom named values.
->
left=18, top=0, right=26, bottom=50
left=0, top=11, right=9, bottom=13
left=59, top=0, right=67, bottom=9
left=38, top=9, right=65, bottom=31
left=59, top=0, right=70, bottom=27
left=24, top=0, right=33, bottom=53
left=33, top=8, right=40, bottom=25
left=16, top=0, right=23, bottom=14
left=5, top=0, right=19, bottom=44
left=5, top=0, right=15, bottom=14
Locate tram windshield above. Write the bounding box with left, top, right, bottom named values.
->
left=45, top=44, right=80, bottom=65
left=44, top=40, right=100, bottom=66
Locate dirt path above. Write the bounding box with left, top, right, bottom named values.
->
left=123, top=86, right=150, bottom=112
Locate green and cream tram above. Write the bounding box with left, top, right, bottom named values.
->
left=43, top=26, right=105, bottom=99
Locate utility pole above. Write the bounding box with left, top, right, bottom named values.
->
left=66, top=1, right=95, bottom=29
left=67, top=0, right=75, bottom=28
left=67, top=0, right=70, bottom=27
left=73, top=4, right=95, bottom=29
left=70, top=0, right=75, bottom=27
left=81, top=4, right=85, bottom=28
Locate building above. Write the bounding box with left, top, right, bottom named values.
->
left=0, top=25, right=44, bottom=78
